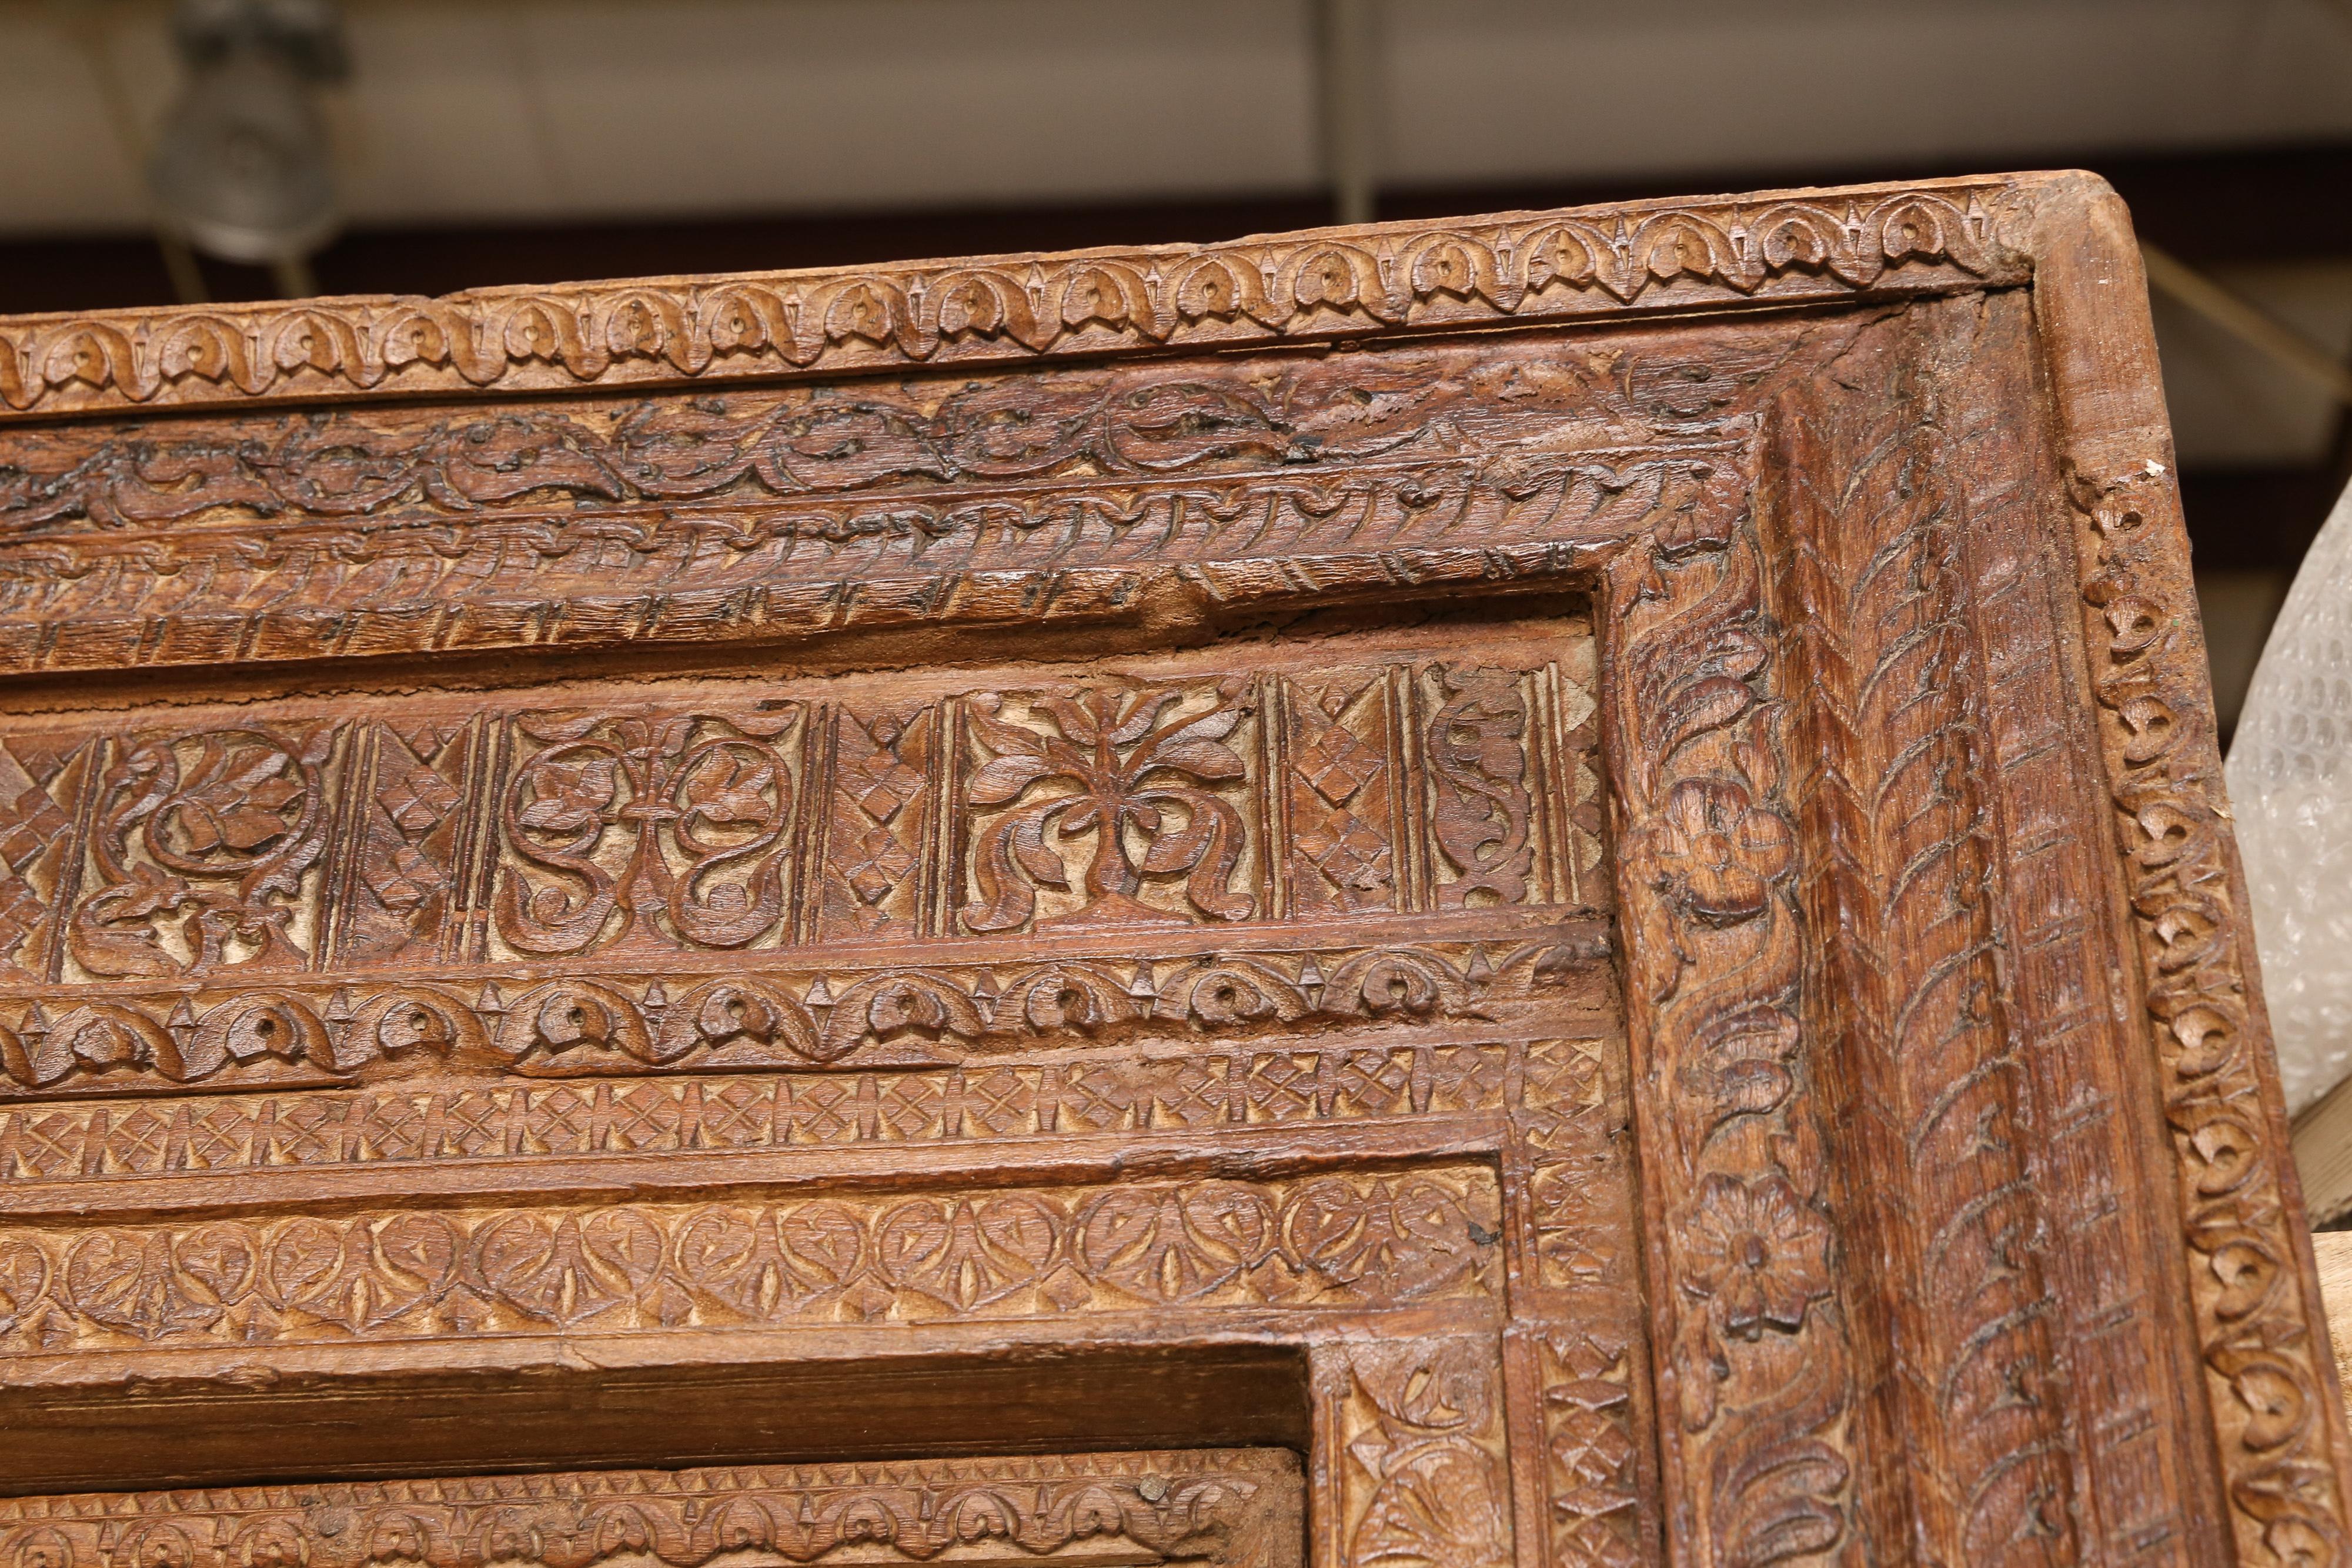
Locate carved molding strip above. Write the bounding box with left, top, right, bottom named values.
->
left=0, top=186, right=2017, bottom=419
left=0, top=360, right=1733, bottom=536
left=1528, top=1328, right=1646, bottom=1568
left=0, top=446, right=1735, bottom=677
left=1602, top=436, right=1856, bottom=1562
left=1512, top=1037, right=1633, bottom=1298
left=2019, top=172, right=2352, bottom=1568
left=0, top=1449, right=1302, bottom=1568
left=0, top=607, right=1609, bottom=1101
left=1506, top=1021, right=1651, bottom=1567
left=1945, top=290, right=2196, bottom=1564
left=0, top=1038, right=1553, bottom=1185
left=0, top=934, right=1603, bottom=1100
left=2077, top=464, right=2352, bottom=1567
left=0, top=635, right=1603, bottom=1008
left=0, top=1165, right=1499, bottom=1353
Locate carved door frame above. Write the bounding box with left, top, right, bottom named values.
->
left=0, top=173, right=2340, bottom=1568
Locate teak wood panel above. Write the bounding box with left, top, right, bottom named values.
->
left=0, top=173, right=2337, bottom=1568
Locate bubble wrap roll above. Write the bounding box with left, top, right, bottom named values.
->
left=2227, top=477, right=2352, bottom=1115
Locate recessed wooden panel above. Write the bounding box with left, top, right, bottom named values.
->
left=0, top=1346, right=1317, bottom=1494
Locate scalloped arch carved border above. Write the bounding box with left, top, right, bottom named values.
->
left=0, top=187, right=2017, bottom=419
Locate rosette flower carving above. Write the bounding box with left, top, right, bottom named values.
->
left=1645, top=777, right=1793, bottom=925
left=1679, top=1173, right=1833, bottom=1342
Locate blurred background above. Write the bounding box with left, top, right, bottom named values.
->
left=2, top=0, right=2349, bottom=729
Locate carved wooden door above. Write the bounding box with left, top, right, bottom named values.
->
left=0, top=173, right=2343, bottom=1568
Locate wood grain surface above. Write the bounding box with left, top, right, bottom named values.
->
left=0, top=172, right=2332, bottom=1568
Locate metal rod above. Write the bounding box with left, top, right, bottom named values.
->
left=156, top=230, right=212, bottom=307
left=2141, top=241, right=2352, bottom=407
left=53, top=0, right=211, bottom=305
left=271, top=255, right=321, bottom=300
left=1313, top=0, right=1376, bottom=227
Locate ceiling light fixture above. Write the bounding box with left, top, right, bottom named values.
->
left=148, top=0, right=348, bottom=276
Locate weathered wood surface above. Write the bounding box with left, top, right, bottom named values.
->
left=0, top=173, right=2335, bottom=1568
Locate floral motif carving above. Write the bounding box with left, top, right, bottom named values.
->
left=0, top=1449, right=1301, bottom=1568
left=1676, top=1174, right=1832, bottom=1343
left=68, top=726, right=333, bottom=979
left=0, top=188, right=2013, bottom=419
left=1325, top=1338, right=1512, bottom=1568
left=963, top=680, right=1255, bottom=932
left=496, top=708, right=805, bottom=958
left=0, top=1167, right=1500, bottom=1352
left=1640, top=779, right=1792, bottom=927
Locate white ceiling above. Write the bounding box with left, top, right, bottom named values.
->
left=3, top=0, right=2350, bottom=235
